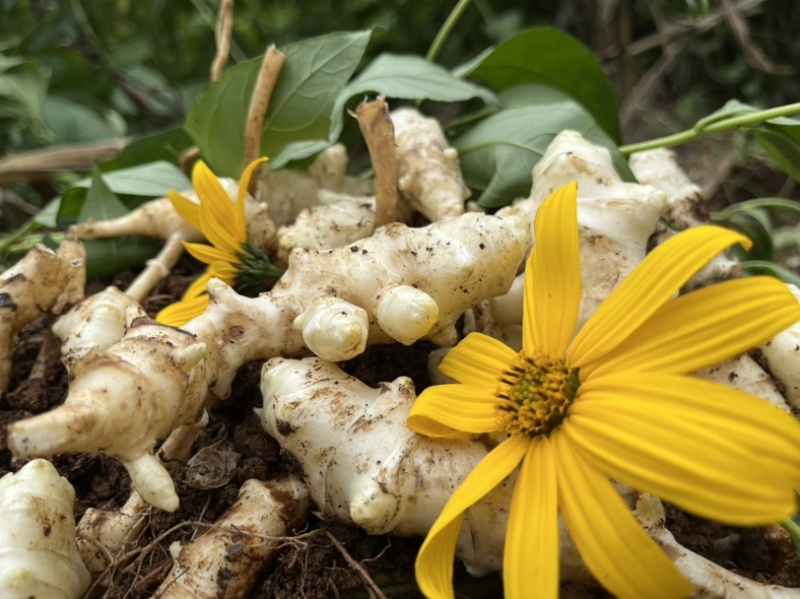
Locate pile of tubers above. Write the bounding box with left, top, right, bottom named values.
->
left=1, top=107, right=799, bottom=599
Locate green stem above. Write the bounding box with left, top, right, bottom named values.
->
left=426, top=0, right=472, bottom=63
left=781, top=517, right=800, bottom=555
left=620, top=102, right=800, bottom=155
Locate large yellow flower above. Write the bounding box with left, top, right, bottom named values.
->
left=158, top=157, right=279, bottom=326
left=408, top=182, right=800, bottom=598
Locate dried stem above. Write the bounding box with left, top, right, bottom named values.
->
left=244, top=45, right=287, bottom=167
left=211, top=0, right=235, bottom=82
left=179, top=147, right=201, bottom=175
left=353, top=96, right=398, bottom=227
left=0, top=139, right=127, bottom=185
left=323, top=530, right=388, bottom=599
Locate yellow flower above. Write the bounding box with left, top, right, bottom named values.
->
left=157, top=158, right=275, bottom=326
left=408, top=182, right=800, bottom=599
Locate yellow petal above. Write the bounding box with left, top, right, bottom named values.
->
left=200, top=199, right=243, bottom=256
left=193, top=160, right=243, bottom=242
left=567, top=226, right=750, bottom=367
left=567, top=373, right=800, bottom=524
left=523, top=181, right=581, bottom=355
left=237, top=157, right=269, bottom=227
left=553, top=432, right=693, bottom=599
left=183, top=241, right=238, bottom=267
left=439, top=332, right=516, bottom=388
left=156, top=294, right=209, bottom=327
left=504, top=437, right=558, bottom=599
left=210, top=261, right=238, bottom=283
left=181, top=270, right=213, bottom=301
left=586, top=276, right=800, bottom=378
left=415, top=434, right=529, bottom=599
left=168, top=190, right=202, bottom=232
left=408, top=385, right=506, bottom=438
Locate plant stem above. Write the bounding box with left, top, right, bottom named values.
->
left=619, top=102, right=800, bottom=155
left=426, top=0, right=472, bottom=63
left=781, top=517, right=800, bottom=555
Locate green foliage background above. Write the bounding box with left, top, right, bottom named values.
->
left=4, top=0, right=799, bottom=153
left=1, top=0, right=799, bottom=275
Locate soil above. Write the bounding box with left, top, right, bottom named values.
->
left=2, top=191, right=800, bottom=598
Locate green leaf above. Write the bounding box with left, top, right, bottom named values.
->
left=455, top=99, right=633, bottom=208
left=78, top=169, right=161, bottom=277
left=80, top=169, right=129, bottom=223
left=694, top=99, right=754, bottom=127
left=40, top=96, right=126, bottom=144
left=741, top=261, right=800, bottom=288
left=102, top=128, right=193, bottom=171
left=457, top=28, right=621, bottom=142
left=73, top=161, right=191, bottom=196
left=724, top=210, right=774, bottom=262
left=186, top=30, right=371, bottom=175
left=710, top=197, right=800, bottom=221
left=0, top=58, right=51, bottom=141
left=323, top=53, right=500, bottom=143
left=56, top=186, right=88, bottom=224
left=753, top=122, right=800, bottom=181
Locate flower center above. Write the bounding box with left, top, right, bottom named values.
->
left=497, top=351, right=580, bottom=437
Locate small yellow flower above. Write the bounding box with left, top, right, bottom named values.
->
left=157, top=158, right=279, bottom=326
left=408, top=182, right=800, bottom=599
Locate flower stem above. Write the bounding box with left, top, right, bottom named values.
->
left=619, top=102, right=800, bottom=155
left=426, top=0, right=472, bottom=63
left=781, top=517, right=800, bottom=556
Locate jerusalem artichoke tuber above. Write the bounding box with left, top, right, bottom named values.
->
left=259, top=356, right=598, bottom=587
left=392, top=107, right=469, bottom=222
left=497, top=130, right=667, bottom=328
left=0, top=238, right=85, bottom=393
left=152, top=476, right=310, bottom=599
left=276, top=190, right=378, bottom=259
left=8, top=311, right=209, bottom=511
left=0, top=459, right=91, bottom=599
left=8, top=210, right=529, bottom=511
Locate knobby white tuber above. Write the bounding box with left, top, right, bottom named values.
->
left=274, top=212, right=529, bottom=353
left=71, top=178, right=276, bottom=249
left=496, top=130, right=667, bottom=329
left=7, top=211, right=529, bottom=510
left=52, top=285, right=146, bottom=367
left=695, top=355, right=790, bottom=411
left=0, top=459, right=91, bottom=599
left=269, top=108, right=472, bottom=257
left=77, top=415, right=212, bottom=579
left=629, top=147, right=741, bottom=288
left=757, top=283, right=800, bottom=407
left=392, top=107, right=469, bottom=222
left=276, top=191, right=377, bottom=259
left=77, top=491, right=151, bottom=576
left=0, top=238, right=85, bottom=393
left=262, top=143, right=373, bottom=226
left=635, top=493, right=800, bottom=599
left=184, top=210, right=531, bottom=398
left=8, top=311, right=209, bottom=511
left=259, top=357, right=597, bottom=590
left=152, top=476, right=310, bottom=599
left=628, top=147, right=708, bottom=230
